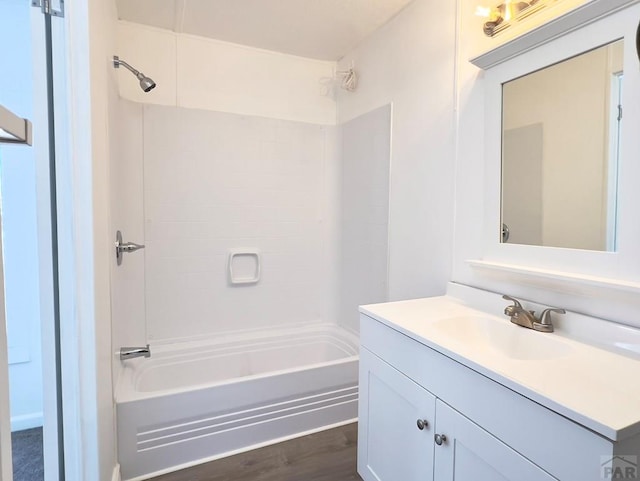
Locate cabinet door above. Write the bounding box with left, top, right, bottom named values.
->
left=358, top=348, right=436, bottom=481
left=433, top=401, right=556, bottom=481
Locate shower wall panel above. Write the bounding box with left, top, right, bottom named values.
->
left=339, top=105, right=391, bottom=333
left=142, top=105, right=339, bottom=341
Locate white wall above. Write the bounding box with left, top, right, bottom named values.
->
left=0, top=0, right=43, bottom=432
left=116, top=21, right=337, bottom=125
left=141, top=105, right=339, bottom=341
left=453, top=0, right=500, bottom=294
left=337, top=0, right=457, bottom=301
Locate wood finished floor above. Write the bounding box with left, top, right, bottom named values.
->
left=149, top=423, right=363, bottom=481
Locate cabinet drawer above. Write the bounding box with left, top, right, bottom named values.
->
left=360, top=314, right=613, bottom=480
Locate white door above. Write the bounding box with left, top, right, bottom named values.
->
left=433, top=400, right=556, bottom=481
left=358, top=347, right=436, bottom=481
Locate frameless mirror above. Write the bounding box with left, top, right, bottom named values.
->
left=501, top=39, right=624, bottom=251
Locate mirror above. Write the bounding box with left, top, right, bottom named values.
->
left=501, top=40, right=624, bottom=251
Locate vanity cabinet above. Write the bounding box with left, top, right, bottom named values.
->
left=358, top=348, right=435, bottom=481
left=359, top=348, right=554, bottom=481
left=358, top=307, right=639, bottom=481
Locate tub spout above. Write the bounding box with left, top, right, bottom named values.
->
left=120, top=344, right=150, bottom=361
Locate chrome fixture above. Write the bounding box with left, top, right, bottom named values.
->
left=115, top=230, right=145, bottom=266
left=502, top=295, right=565, bottom=333
left=416, top=419, right=429, bottom=430
left=536, top=307, right=566, bottom=333
left=120, top=344, right=150, bottom=361
left=501, top=223, right=510, bottom=243
left=113, top=55, right=156, bottom=92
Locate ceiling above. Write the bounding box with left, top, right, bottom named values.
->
left=116, top=0, right=416, bottom=61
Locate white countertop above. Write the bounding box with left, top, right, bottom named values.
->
left=360, top=287, right=640, bottom=442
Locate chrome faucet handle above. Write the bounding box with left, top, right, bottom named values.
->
left=539, top=308, right=566, bottom=324
left=502, top=294, right=523, bottom=309
left=120, top=344, right=151, bottom=361
left=533, top=308, right=566, bottom=333
left=115, top=230, right=145, bottom=266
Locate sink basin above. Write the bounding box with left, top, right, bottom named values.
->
left=431, top=316, right=572, bottom=361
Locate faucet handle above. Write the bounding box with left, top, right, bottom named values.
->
left=502, top=295, right=523, bottom=308
left=534, top=308, right=566, bottom=333
left=539, top=308, right=566, bottom=324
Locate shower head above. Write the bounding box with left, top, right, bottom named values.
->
left=113, top=55, right=156, bottom=93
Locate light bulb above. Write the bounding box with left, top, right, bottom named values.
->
left=475, top=5, right=492, bottom=17
left=504, top=0, right=514, bottom=21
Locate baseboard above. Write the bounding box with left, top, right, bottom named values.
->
left=11, top=412, right=43, bottom=432
left=112, top=464, right=121, bottom=481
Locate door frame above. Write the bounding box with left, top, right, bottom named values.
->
left=46, top=2, right=117, bottom=480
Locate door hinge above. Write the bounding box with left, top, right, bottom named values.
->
left=618, top=104, right=623, bottom=122
left=32, top=0, right=64, bottom=18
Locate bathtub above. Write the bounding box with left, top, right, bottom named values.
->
left=115, top=323, right=359, bottom=480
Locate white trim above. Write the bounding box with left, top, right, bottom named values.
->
left=30, top=8, right=61, bottom=481
left=468, top=260, right=640, bottom=295
left=11, top=412, right=44, bottom=432
left=59, top=0, right=118, bottom=478
left=56, top=0, right=104, bottom=479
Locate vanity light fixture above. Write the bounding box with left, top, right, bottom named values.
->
left=476, top=0, right=564, bottom=37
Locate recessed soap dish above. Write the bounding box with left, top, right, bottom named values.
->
left=228, top=249, right=261, bottom=285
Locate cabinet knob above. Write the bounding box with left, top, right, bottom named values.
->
left=434, top=433, right=447, bottom=446
left=416, top=419, right=429, bottom=430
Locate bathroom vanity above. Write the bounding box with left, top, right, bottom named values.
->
left=357, top=3, right=640, bottom=479
left=357, top=284, right=640, bottom=481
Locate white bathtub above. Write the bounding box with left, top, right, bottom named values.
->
left=115, top=323, right=359, bottom=480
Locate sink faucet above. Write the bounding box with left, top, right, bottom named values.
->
left=120, top=344, right=151, bottom=361
left=502, top=295, right=565, bottom=333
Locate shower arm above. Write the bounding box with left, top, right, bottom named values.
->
left=113, top=56, right=144, bottom=80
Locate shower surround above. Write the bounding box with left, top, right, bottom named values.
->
left=110, top=99, right=390, bottom=479
left=142, top=105, right=339, bottom=340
